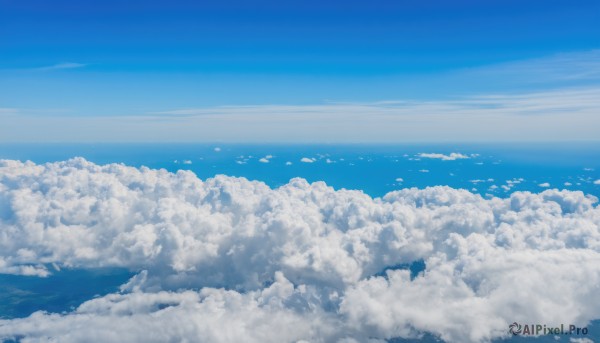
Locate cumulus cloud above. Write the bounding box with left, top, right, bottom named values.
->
left=502, top=178, right=525, bottom=192
left=539, top=182, right=551, bottom=188
left=594, top=180, right=600, bottom=185
left=0, top=159, right=600, bottom=342
left=300, top=157, right=316, bottom=163
left=418, top=153, right=470, bottom=161
left=259, top=155, right=274, bottom=163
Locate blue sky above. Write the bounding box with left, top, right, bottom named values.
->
left=1, top=0, right=599, bottom=142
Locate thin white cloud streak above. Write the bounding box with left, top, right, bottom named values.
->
left=35, top=62, right=87, bottom=71
left=0, top=159, right=599, bottom=342
left=409, top=49, right=600, bottom=94
left=149, top=87, right=600, bottom=118
left=2, top=87, right=600, bottom=142
left=2, top=50, right=600, bottom=142
left=469, top=49, right=600, bottom=83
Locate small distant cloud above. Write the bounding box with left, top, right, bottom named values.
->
left=285, top=161, right=292, bottom=166
left=395, top=178, right=404, bottom=182
left=564, top=182, right=572, bottom=186
left=259, top=155, right=274, bottom=163
left=419, top=169, right=429, bottom=173
left=214, top=147, right=221, bottom=152
left=325, top=159, right=335, bottom=164
left=471, top=179, right=494, bottom=184
left=569, top=337, right=594, bottom=343
left=235, top=155, right=250, bottom=164
left=584, top=168, right=594, bottom=171
left=539, top=182, right=550, bottom=188
left=594, top=179, right=600, bottom=185
left=36, top=62, right=86, bottom=71
left=502, top=178, right=525, bottom=192
left=182, top=160, right=192, bottom=165
left=300, top=157, right=316, bottom=163
left=418, top=153, right=470, bottom=161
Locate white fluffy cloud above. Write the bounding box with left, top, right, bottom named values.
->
left=0, top=159, right=599, bottom=342
left=259, top=155, right=274, bottom=163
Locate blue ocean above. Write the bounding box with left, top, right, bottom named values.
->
left=1, top=143, right=599, bottom=342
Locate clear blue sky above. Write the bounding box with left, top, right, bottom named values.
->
left=1, top=0, right=599, bottom=142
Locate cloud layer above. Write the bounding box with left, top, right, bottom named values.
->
left=3, top=87, right=600, bottom=142
left=0, top=159, right=599, bottom=342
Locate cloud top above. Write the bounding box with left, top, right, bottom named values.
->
left=0, top=159, right=599, bottom=342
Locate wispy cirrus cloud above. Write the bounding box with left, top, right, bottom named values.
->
left=470, top=49, right=600, bottom=83
left=3, top=85, right=600, bottom=142
left=35, top=62, right=87, bottom=71
left=149, top=87, right=600, bottom=119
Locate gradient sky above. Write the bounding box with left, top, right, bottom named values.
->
left=1, top=0, right=599, bottom=142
